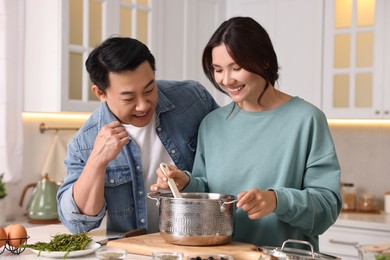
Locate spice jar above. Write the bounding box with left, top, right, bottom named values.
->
left=358, top=193, right=375, bottom=212
left=384, top=191, right=390, bottom=214
left=341, top=183, right=356, bottom=212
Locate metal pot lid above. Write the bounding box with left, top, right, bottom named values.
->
left=258, top=239, right=341, bottom=260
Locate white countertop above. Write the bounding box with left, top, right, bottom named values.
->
left=2, top=212, right=389, bottom=258
left=334, top=211, right=390, bottom=231
left=0, top=223, right=152, bottom=259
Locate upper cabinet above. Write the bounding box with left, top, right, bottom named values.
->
left=226, top=0, right=324, bottom=109
left=323, top=0, right=390, bottom=118
left=23, top=0, right=389, bottom=118
left=227, top=0, right=390, bottom=119
left=153, top=0, right=227, bottom=106
left=23, top=0, right=154, bottom=113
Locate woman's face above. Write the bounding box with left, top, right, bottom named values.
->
left=92, top=61, right=158, bottom=126
left=211, top=44, right=267, bottom=111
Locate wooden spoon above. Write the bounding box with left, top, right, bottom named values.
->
left=160, top=163, right=182, bottom=198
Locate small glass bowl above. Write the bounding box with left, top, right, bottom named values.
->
left=152, top=251, right=184, bottom=260
left=95, top=247, right=127, bottom=259
left=187, top=254, right=234, bottom=260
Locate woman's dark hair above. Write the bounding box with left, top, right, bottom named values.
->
left=202, top=17, right=279, bottom=104
left=85, top=37, right=156, bottom=93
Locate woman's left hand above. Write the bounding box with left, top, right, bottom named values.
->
left=236, top=189, right=277, bottom=220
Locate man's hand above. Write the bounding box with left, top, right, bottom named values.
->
left=90, top=121, right=129, bottom=166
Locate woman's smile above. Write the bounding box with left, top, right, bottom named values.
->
left=227, top=85, right=245, bottom=95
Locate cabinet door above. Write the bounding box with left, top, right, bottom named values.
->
left=24, top=0, right=64, bottom=112
left=226, top=0, right=323, bottom=109
left=322, top=0, right=387, bottom=118
left=320, top=225, right=390, bottom=259
left=383, top=1, right=390, bottom=117
left=154, top=0, right=227, bottom=106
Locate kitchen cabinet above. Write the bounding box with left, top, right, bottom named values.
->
left=322, top=0, right=390, bottom=119
left=319, top=213, right=390, bottom=259
left=23, top=0, right=154, bottom=113
left=153, top=0, right=228, bottom=106
left=24, top=0, right=96, bottom=112
left=226, top=0, right=323, bottom=109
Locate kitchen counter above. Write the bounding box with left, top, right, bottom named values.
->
left=336, top=211, right=390, bottom=231
left=2, top=212, right=388, bottom=259
left=319, top=212, right=390, bottom=259
left=0, top=223, right=151, bottom=259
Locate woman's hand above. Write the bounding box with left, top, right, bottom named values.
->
left=150, top=164, right=190, bottom=192
left=236, top=189, right=277, bottom=220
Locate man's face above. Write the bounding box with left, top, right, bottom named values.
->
left=93, top=61, right=158, bottom=127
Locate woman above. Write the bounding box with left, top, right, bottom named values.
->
left=151, top=17, right=341, bottom=251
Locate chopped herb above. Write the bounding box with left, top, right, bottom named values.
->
left=21, top=232, right=92, bottom=259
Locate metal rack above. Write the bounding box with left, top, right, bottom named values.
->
left=39, top=123, right=79, bottom=134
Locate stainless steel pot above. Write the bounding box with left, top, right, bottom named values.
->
left=258, top=240, right=341, bottom=260
left=147, top=192, right=238, bottom=246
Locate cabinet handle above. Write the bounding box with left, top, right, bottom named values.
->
left=384, top=110, right=389, bottom=115
left=329, top=239, right=359, bottom=246
left=375, top=110, right=380, bottom=115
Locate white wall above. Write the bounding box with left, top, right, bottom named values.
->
left=5, top=116, right=83, bottom=222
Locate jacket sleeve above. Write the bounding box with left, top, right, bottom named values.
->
left=57, top=140, right=106, bottom=234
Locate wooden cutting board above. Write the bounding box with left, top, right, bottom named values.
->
left=107, top=233, right=264, bottom=260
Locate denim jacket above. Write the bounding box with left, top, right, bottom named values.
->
left=57, top=80, right=219, bottom=234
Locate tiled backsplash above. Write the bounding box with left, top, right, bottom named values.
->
left=330, top=125, right=390, bottom=210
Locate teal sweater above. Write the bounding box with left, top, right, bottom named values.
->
left=184, top=97, right=341, bottom=251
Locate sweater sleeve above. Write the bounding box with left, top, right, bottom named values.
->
left=272, top=114, right=342, bottom=236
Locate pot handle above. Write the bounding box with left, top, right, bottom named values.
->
left=220, top=198, right=240, bottom=212
left=146, top=192, right=161, bottom=207
left=281, top=239, right=315, bottom=257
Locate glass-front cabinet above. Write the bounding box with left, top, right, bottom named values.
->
left=323, top=0, right=390, bottom=118
left=24, top=0, right=154, bottom=113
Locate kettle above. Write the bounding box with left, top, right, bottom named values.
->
left=19, top=174, right=60, bottom=221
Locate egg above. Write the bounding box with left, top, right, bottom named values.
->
left=7, top=224, right=27, bottom=248
left=4, top=224, right=14, bottom=234
left=0, top=226, right=7, bottom=248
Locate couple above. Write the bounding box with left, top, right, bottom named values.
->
left=57, top=17, right=341, bottom=251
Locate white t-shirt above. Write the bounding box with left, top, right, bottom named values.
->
left=122, top=114, right=174, bottom=233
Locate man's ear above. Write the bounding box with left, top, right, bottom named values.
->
left=91, top=85, right=107, bottom=102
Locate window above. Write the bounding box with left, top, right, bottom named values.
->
left=66, top=0, right=153, bottom=104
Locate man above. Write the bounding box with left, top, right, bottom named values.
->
left=57, top=37, right=219, bottom=234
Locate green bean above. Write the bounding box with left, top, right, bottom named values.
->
left=375, top=254, right=390, bottom=260
left=21, top=232, right=92, bottom=259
